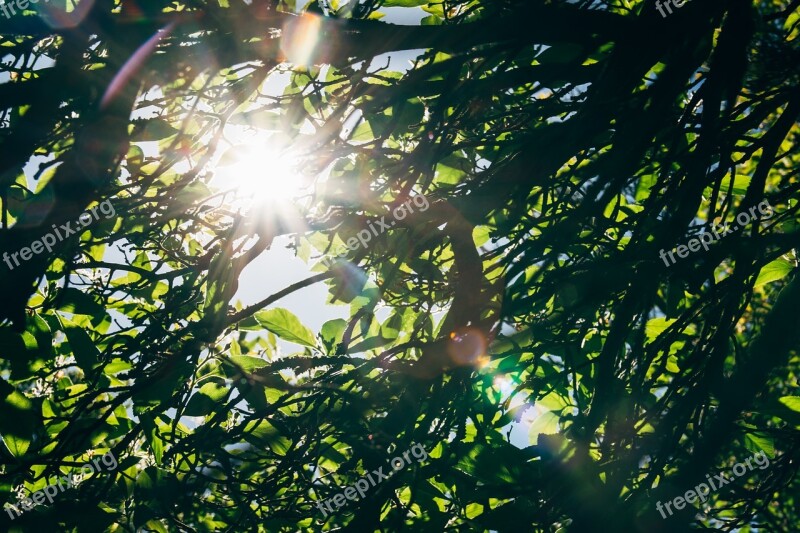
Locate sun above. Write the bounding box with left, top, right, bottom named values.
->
left=212, top=142, right=306, bottom=207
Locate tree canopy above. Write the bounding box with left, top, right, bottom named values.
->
left=0, top=0, right=799, bottom=531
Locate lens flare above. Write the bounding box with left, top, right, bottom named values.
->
left=281, top=13, right=323, bottom=66
left=446, top=327, right=488, bottom=367
left=38, top=0, right=95, bottom=29
left=212, top=143, right=307, bottom=207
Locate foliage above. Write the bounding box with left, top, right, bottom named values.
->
left=0, top=0, right=799, bottom=531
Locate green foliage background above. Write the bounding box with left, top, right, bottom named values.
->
left=0, top=0, right=799, bottom=531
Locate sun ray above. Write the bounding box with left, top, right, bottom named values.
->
left=211, top=140, right=308, bottom=209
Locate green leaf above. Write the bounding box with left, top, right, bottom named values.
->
left=243, top=420, right=292, bottom=455
left=778, top=395, right=800, bottom=412
left=58, top=287, right=105, bottom=316
left=185, top=382, right=230, bottom=417
left=139, top=414, right=165, bottom=465
left=131, top=118, right=179, bottom=141
left=421, top=3, right=444, bottom=16
left=0, top=380, right=37, bottom=458
left=528, top=411, right=560, bottom=442
left=320, top=318, right=346, bottom=352
left=473, top=226, right=492, bottom=247
left=744, top=432, right=775, bottom=458
left=143, top=520, right=170, bottom=533
left=62, top=317, right=101, bottom=371
left=755, top=258, right=793, bottom=287
left=224, top=355, right=270, bottom=374
left=349, top=121, right=373, bottom=142
left=104, top=359, right=132, bottom=377
left=730, top=174, right=751, bottom=195
left=349, top=334, right=395, bottom=353
left=255, top=308, right=317, bottom=347
left=536, top=44, right=584, bottom=64
left=1, top=433, right=31, bottom=458
left=177, top=181, right=213, bottom=205
left=133, top=360, right=193, bottom=412
left=644, top=317, right=677, bottom=343
left=126, top=145, right=144, bottom=170
left=228, top=109, right=282, bottom=130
